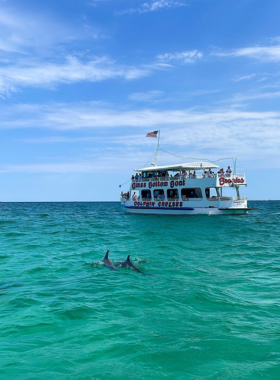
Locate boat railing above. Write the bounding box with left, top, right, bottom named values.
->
left=131, top=174, right=217, bottom=182
left=233, top=196, right=247, bottom=201
left=217, top=173, right=245, bottom=178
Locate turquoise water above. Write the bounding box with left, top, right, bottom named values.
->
left=1, top=201, right=280, bottom=379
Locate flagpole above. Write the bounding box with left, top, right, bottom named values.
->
left=152, top=129, right=160, bottom=166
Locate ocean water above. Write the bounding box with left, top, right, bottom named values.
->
left=1, top=201, right=280, bottom=380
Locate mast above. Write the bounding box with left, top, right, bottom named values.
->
left=151, top=130, right=160, bottom=166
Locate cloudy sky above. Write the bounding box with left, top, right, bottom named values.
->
left=0, top=0, right=280, bottom=201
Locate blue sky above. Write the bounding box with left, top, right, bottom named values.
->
left=0, top=0, right=280, bottom=201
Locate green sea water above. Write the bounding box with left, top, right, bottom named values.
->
left=1, top=201, right=280, bottom=380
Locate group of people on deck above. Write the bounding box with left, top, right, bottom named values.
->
left=130, top=166, right=232, bottom=182
left=203, top=170, right=216, bottom=178
left=218, top=166, right=232, bottom=177
left=121, top=191, right=130, bottom=200
left=132, top=171, right=169, bottom=181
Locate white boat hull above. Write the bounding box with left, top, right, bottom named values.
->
left=124, top=205, right=250, bottom=215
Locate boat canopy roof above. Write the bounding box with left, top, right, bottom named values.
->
left=135, top=161, right=220, bottom=172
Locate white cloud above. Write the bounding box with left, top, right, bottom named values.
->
left=233, top=74, right=256, bottom=82
left=129, top=90, right=164, bottom=101
left=116, top=0, right=186, bottom=15
left=0, top=56, right=151, bottom=95
left=1, top=102, right=280, bottom=157
left=1, top=101, right=278, bottom=131
left=269, top=36, right=280, bottom=44
left=215, top=45, right=280, bottom=62
left=232, top=91, right=280, bottom=102
left=157, top=50, right=202, bottom=63
left=0, top=9, right=70, bottom=54
left=1, top=102, right=280, bottom=171
left=0, top=6, right=101, bottom=56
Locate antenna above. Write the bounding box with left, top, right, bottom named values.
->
left=233, top=157, right=237, bottom=175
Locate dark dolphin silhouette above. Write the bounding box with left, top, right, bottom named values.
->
left=102, top=250, right=119, bottom=271
left=116, top=255, right=154, bottom=275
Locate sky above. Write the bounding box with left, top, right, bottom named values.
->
left=0, top=0, right=280, bottom=201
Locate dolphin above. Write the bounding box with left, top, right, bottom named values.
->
left=116, top=255, right=153, bottom=275
left=102, top=250, right=119, bottom=271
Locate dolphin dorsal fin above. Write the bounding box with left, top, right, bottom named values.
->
left=127, top=255, right=131, bottom=262
left=104, top=250, right=109, bottom=259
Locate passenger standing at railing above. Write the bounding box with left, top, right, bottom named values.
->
left=226, top=166, right=232, bottom=177
left=135, top=173, right=139, bottom=181
left=220, top=169, right=225, bottom=178
left=138, top=173, right=142, bottom=181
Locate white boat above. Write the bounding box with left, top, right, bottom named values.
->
left=120, top=132, right=255, bottom=215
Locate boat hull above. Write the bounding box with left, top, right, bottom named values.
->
left=124, top=206, right=250, bottom=215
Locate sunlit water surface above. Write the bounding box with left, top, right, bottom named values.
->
left=1, top=201, right=280, bottom=379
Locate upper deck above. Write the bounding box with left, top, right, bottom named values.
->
left=131, top=172, right=246, bottom=189
left=133, top=161, right=246, bottom=188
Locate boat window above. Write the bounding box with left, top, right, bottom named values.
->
left=181, top=188, right=202, bottom=200
left=153, top=189, right=165, bottom=201
left=219, top=187, right=234, bottom=201
left=205, top=187, right=219, bottom=201
left=141, top=190, right=152, bottom=201
left=167, top=189, right=179, bottom=201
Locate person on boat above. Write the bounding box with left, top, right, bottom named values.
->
left=226, top=166, right=232, bottom=176
left=135, top=173, right=139, bottom=181
left=193, top=171, right=197, bottom=178
left=131, top=175, right=135, bottom=181
left=132, top=192, right=137, bottom=201
left=138, top=173, right=142, bottom=181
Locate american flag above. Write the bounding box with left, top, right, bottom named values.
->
left=146, top=130, right=159, bottom=138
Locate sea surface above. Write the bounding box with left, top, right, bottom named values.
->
left=1, top=201, right=280, bottom=380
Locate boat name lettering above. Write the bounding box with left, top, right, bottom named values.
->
left=158, top=202, right=183, bottom=207
left=134, top=202, right=155, bottom=207
left=219, top=177, right=244, bottom=186
left=148, top=181, right=168, bottom=189
left=133, top=201, right=183, bottom=208
left=170, top=180, right=185, bottom=188
left=132, top=182, right=147, bottom=189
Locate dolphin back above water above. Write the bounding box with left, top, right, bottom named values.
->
left=102, top=250, right=119, bottom=271
left=116, top=255, right=153, bottom=275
